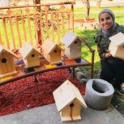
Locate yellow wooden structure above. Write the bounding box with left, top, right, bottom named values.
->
left=19, top=42, right=41, bottom=68
left=109, top=32, right=124, bottom=59
left=53, top=80, right=87, bottom=122
left=0, top=2, right=74, bottom=50
left=62, top=31, right=81, bottom=59
left=42, top=39, right=62, bottom=64
left=0, top=45, right=19, bottom=78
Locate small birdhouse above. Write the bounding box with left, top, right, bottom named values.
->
left=19, top=42, right=41, bottom=68
left=62, top=31, right=81, bottom=59
left=42, top=39, right=62, bottom=64
left=53, top=80, right=87, bottom=122
left=109, top=32, right=124, bottom=59
left=0, top=45, right=19, bottom=78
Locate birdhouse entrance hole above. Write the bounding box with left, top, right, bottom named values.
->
left=31, top=54, right=35, bottom=57
left=54, top=50, right=57, bottom=53
left=74, top=41, right=77, bottom=44
left=1, top=58, right=7, bottom=63
left=92, top=80, right=109, bottom=93
left=70, top=103, right=74, bottom=108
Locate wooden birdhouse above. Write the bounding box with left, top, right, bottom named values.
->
left=0, top=45, right=19, bottom=78
left=19, top=42, right=41, bottom=68
left=53, top=80, right=87, bottom=122
left=109, top=32, right=124, bottom=59
left=62, top=30, right=81, bottom=59
left=42, top=39, right=62, bottom=64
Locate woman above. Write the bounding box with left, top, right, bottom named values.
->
left=94, top=9, right=124, bottom=93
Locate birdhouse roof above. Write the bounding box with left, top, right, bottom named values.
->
left=19, top=42, right=41, bottom=59
left=109, top=32, right=124, bottom=47
left=61, top=30, right=79, bottom=47
left=53, top=80, right=87, bottom=112
left=42, top=39, right=62, bottom=54
left=0, top=45, right=19, bottom=59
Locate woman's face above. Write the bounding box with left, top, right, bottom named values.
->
left=99, top=13, right=114, bottom=30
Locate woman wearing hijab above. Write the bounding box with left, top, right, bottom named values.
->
left=94, top=9, right=124, bottom=93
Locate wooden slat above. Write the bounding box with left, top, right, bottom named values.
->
left=56, top=12, right=60, bottom=44
left=33, top=14, right=38, bottom=46
left=8, top=17, right=16, bottom=50
left=40, top=13, right=44, bottom=44
left=0, top=2, right=75, bottom=9
left=0, top=32, right=2, bottom=44
left=68, top=11, right=70, bottom=30
left=71, top=3, right=74, bottom=31
left=61, top=12, right=65, bottom=37
left=51, top=12, right=54, bottom=41
left=15, top=16, right=21, bottom=47
left=45, top=12, right=49, bottom=38
left=2, top=18, right=10, bottom=48
left=21, top=15, right=27, bottom=42
left=0, top=3, right=74, bottom=49
left=27, top=14, right=33, bottom=45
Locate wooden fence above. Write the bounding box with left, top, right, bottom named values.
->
left=0, top=2, right=74, bottom=50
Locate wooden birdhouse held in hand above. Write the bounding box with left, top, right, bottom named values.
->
left=19, top=42, right=41, bottom=68
left=42, top=39, right=62, bottom=64
left=53, top=80, right=87, bottom=122
left=0, top=45, right=19, bottom=78
left=62, top=31, right=82, bottom=59
left=109, top=32, right=124, bottom=59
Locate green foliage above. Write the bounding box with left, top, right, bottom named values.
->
left=74, top=6, right=124, bottom=12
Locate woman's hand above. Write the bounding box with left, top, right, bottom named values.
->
left=105, top=50, right=112, bottom=58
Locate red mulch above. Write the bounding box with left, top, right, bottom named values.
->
left=0, top=68, right=85, bottom=116
left=74, top=18, right=97, bottom=23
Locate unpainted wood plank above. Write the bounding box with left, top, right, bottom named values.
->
left=40, top=13, right=44, bottom=44
left=9, top=17, right=16, bottom=50
left=42, top=39, right=56, bottom=54
left=27, top=14, right=33, bottom=45
left=45, top=12, right=49, bottom=37
left=61, top=12, right=65, bottom=37
left=60, top=112, right=81, bottom=122
left=21, top=15, right=27, bottom=42
left=15, top=16, right=22, bottom=47
left=109, top=32, right=124, bottom=47
left=2, top=18, right=10, bottom=48
left=0, top=70, right=17, bottom=79
left=0, top=53, right=16, bottom=75
left=109, top=42, right=117, bottom=57
left=68, top=81, right=87, bottom=108
left=56, top=12, right=60, bottom=44
left=68, top=11, right=70, bottom=30
left=33, top=14, right=38, bottom=46
left=0, top=32, right=2, bottom=45
left=51, top=12, right=54, bottom=41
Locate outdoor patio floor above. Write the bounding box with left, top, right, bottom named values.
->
left=0, top=101, right=123, bottom=124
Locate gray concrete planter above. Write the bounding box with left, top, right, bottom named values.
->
left=85, top=79, right=114, bottom=110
